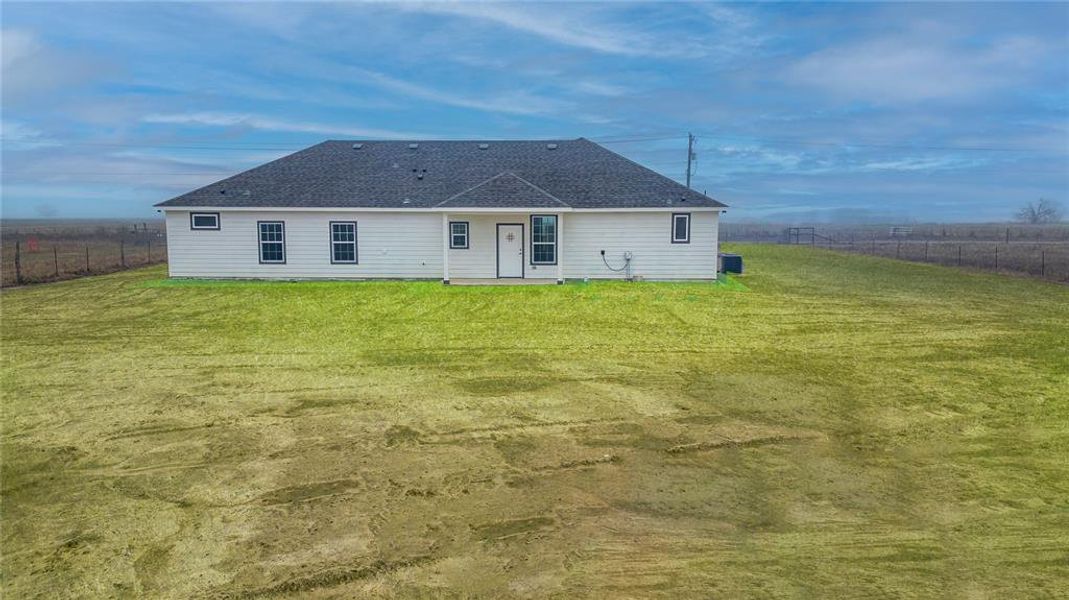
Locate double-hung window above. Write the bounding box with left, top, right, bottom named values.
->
left=190, top=212, right=220, bottom=230
left=330, top=221, right=358, bottom=264
left=671, top=213, right=691, bottom=244
left=530, top=215, right=557, bottom=265
left=449, top=221, right=469, bottom=249
left=258, top=221, right=286, bottom=263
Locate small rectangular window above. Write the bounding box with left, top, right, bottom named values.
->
left=258, top=221, right=285, bottom=263
left=672, top=213, right=690, bottom=244
left=531, top=215, right=557, bottom=265
left=330, top=221, right=358, bottom=264
left=449, top=221, right=469, bottom=249
left=190, top=212, right=220, bottom=230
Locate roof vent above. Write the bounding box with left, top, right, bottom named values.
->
left=408, top=143, right=419, bottom=149
left=547, top=143, right=558, bottom=150
left=402, top=198, right=411, bottom=204
left=220, top=189, right=226, bottom=195
left=478, top=143, right=489, bottom=150
left=352, top=143, right=363, bottom=149
left=242, top=190, right=251, bottom=196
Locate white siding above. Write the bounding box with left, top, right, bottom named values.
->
left=564, top=211, right=719, bottom=280
left=165, top=211, right=441, bottom=279
left=164, top=209, right=719, bottom=280
left=446, top=214, right=547, bottom=279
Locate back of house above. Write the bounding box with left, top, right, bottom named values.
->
left=155, top=138, right=727, bottom=282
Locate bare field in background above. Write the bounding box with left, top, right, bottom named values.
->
left=724, top=222, right=1069, bottom=282
left=1, top=219, right=166, bottom=287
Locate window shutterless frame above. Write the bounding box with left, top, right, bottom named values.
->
left=671, top=213, right=691, bottom=244
left=529, top=214, right=558, bottom=265
left=449, top=221, right=470, bottom=249
left=257, top=221, right=286, bottom=264
left=190, top=212, right=220, bottom=230
left=329, top=221, right=358, bottom=264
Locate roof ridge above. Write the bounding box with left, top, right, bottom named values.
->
left=436, top=171, right=569, bottom=208
left=435, top=171, right=512, bottom=206
left=327, top=138, right=578, bottom=144
left=506, top=172, right=570, bottom=207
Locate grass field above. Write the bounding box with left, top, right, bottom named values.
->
left=2, top=245, right=1067, bottom=598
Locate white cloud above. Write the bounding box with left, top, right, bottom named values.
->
left=411, top=3, right=645, bottom=56
left=1, top=29, right=40, bottom=69
left=349, top=67, right=573, bottom=116
left=572, top=80, right=629, bottom=97
left=406, top=2, right=713, bottom=58
left=856, top=156, right=985, bottom=172
left=1, top=29, right=110, bottom=104
left=787, top=33, right=1050, bottom=103
left=141, top=112, right=428, bottom=139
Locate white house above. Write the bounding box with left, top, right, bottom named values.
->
left=156, top=139, right=727, bottom=283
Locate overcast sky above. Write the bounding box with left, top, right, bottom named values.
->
left=2, top=1, right=1067, bottom=222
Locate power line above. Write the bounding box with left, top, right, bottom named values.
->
left=6, top=172, right=233, bottom=176
left=2, top=133, right=1064, bottom=154
left=0, top=138, right=309, bottom=151
left=688, top=132, right=1064, bottom=154
left=592, top=131, right=1066, bottom=154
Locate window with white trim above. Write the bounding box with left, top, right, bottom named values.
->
left=258, top=221, right=285, bottom=263
left=450, top=221, right=469, bottom=249
left=190, top=212, right=220, bottom=230
left=330, top=222, right=357, bottom=263
left=671, top=213, right=691, bottom=244
left=531, top=215, right=557, bottom=264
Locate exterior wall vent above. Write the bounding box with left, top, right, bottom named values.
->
left=547, top=143, right=558, bottom=150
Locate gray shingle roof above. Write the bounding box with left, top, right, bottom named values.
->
left=438, top=172, right=567, bottom=208
left=155, top=138, right=726, bottom=209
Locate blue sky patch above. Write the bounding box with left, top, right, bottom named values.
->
left=2, top=1, right=1066, bottom=222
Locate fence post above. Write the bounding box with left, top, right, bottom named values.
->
left=148, top=239, right=152, bottom=262
left=958, top=245, right=962, bottom=266
left=53, top=246, right=59, bottom=277
left=896, top=242, right=901, bottom=259
left=14, top=240, right=22, bottom=285
left=120, top=240, right=126, bottom=268
left=924, top=241, right=929, bottom=262
left=1041, top=251, right=1045, bottom=277
left=85, top=245, right=90, bottom=272
left=994, top=246, right=998, bottom=270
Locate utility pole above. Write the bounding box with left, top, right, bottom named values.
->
left=685, top=132, right=695, bottom=188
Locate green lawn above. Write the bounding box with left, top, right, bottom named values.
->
left=2, top=244, right=1067, bottom=598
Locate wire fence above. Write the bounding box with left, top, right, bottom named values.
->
left=720, top=224, right=1069, bottom=283
left=812, top=239, right=1068, bottom=282
left=2, top=235, right=167, bottom=287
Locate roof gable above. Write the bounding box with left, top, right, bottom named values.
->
left=436, top=172, right=567, bottom=209
left=155, top=139, right=726, bottom=210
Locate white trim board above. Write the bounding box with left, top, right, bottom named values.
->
left=159, top=206, right=724, bottom=213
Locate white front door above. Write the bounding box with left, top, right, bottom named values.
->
left=497, top=224, right=524, bottom=278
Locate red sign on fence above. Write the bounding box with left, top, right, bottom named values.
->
left=27, top=237, right=39, bottom=252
